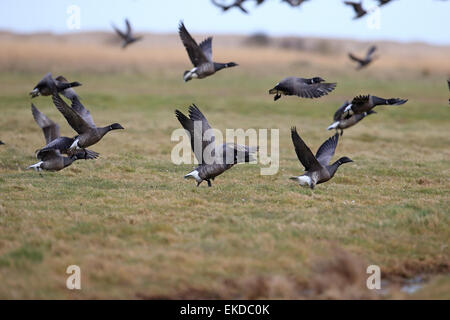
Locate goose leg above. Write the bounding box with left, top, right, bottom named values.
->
left=207, top=179, right=212, bottom=187
left=196, top=181, right=202, bottom=187
left=340, top=129, right=344, bottom=136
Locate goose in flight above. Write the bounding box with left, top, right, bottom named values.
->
left=343, top=94, right=407, bottom=117
left=348, top=46, right=378, bottom=70
left=27, top=104, right=98, bottom=171
left=269, top=77, right=336, bottom=101
left=178, top=22, right=238, bottom=82
left=30, top=72, right=81, bottom=100
left=289, top=127, right=353, bottom=189
left=50, top=92, right=124, bottom=154
left=175, top=104, right=257, bottom=187
left=112, top=18, right=142, bottom=48
left=344, top=1, right=367, bottom=19
left=327, top=100, right=376, bottom=135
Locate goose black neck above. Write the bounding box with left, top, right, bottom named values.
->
left=214, top=62, right=228, bottom=71
left=372, top=95, right=389, bottom=106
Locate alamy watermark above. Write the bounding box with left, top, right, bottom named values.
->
left=66, top=5, right=81, bottom=30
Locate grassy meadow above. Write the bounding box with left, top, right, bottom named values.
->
left=0, top=33, right=449, bottom=299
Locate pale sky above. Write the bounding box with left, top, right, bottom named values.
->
left=0, top=0, right=449, bottom=45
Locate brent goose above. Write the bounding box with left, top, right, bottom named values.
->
left=178, top=22, right=238, bottom=82
left=377, top=0, right=394, bottom=6
left=28, top=104, right=98, bottom=171
left=327, top=101, right=376, bottom=135
left=269, top=77, right=336, bottom=101
left=50, top=92, right=124, bottom=154
left=343, top=94, right=408, bottom=116
left=30, top=73, right=81, bottom=100
left=344, top=1, right=367, bottom=19
left=112, top=18, right=142, bottom=49
left=289, top=127, right=353, bottom=189
left=175, top=104, right=257, bottom=187
left=0, top=140, right=4, bottom=145
left=349, top=45, right=377, bottom=70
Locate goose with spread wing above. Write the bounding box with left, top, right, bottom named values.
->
left=343, top=94, right=407, bottom=117
left=349, top=45, right=378, bottom=70
left=327, top=100, right=376, bottom=135
left=27, top=104, right=98, bottom=171
left=178, top=22, right=238, bottom=82
left=30, top=72, right=81, bottom=100
left=175, top=104, right=257, bottom=187
left=344, top=1, right=367, bottom=19
left=269, top=77, right=336, bottom=101
left=112, top=18, right=142, bottom=49
left=289, top=127, right=353, bottom=189
left=50, top=92, right=124, bottom=154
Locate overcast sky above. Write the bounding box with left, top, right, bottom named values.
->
left=0, top=0, right=449, bottom=45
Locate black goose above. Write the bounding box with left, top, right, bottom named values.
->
left=112, top=18, right=142, bottom=49
left=269, top=77, right=336, bottom=101
left=344, top=1, right=367, bottom=19
left=349, top=45, right=377, bottom=70
left=0, top=140, right=4, bottom=145
left=175, top=104, right=257, bottom=187
left=327, top=100, right=376, bottom=135
left=178, top=22, right=238, bottom=82
left=30, top=72, right=81, bottom=100
left=377, top=0, right=394, bottom=6
left=343, top=94, right=408, bottom=116
left=49, top=92, right=124, bottom=154
left=289, top=127, right=353, bottom=189
left=27, top=104, right=98, bottom=171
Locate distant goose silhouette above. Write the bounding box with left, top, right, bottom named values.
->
left=27, top=104, right=98, bottom=172
left=269, top=77, right=336, bottom=101
left=377, top=0, right=394, bottom=6
left=112, top=18, right=142, bottom=49
left=178, top=22, right=238, bottom=82
left=289, top=127, right=353, bottom=189
left=349, top=45, right=377, bottom=69
left=30, top=73, right=81, bottom=100
left=327, top=100, right=376, bottom=135
left=175, top=104, right=257, bottom=187
left=343, top=94, right=408, bottom=116
left=0, top=140, right=4, bottom=145
left=50, top=91, right=124, bottom=154
left=344, top=1, right=367, bottom=19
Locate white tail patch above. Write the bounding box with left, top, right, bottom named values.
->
left=327, top=121, right=340, bottom=130
left=183, top=67, right=198, bottom=81
left=184, top=170, right=201, bottom=182
left=69, top=138, right=79, bottom=150
left=27, top=161, right=43, bottom=171
left=344, top=104, right=353, bottom=115
left=290, top=175, right=312, bottom=188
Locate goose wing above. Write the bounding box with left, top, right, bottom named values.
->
left=31, top=104, right=60, bottom=144
left=51, top=93, right=93, bottom=134
left=199, top=37, right=213, bottom=61
left=288, top=78, right=337, bottom=98
left=70, top=96, right=96, bottom=128
left=366, top=45, right=377, bottom=59
left=178, top=22, right=209, bottom=67
left=348, top=53, right=364, bottom=64
left=333, top=101, right=351, bottom=121
left=315, top=134, right=339, bottom=167
left=291, top=127, right=321, bottom=171
left=37, top=136, right=99, bottom=159
left=125, top=18, right=132, bottom=36
left=112, top=23, right=126, bottom=39
left=175, top=104, right=215, bottom=163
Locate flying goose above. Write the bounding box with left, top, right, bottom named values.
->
left=178, top=22, right=238, bottom=82
left=112, top=18, right=142, bottom=49
left=377, top=0, right=394, bottom=6
left=344, top=1, right=367, bottom=19
left=349, top=45, right=377, bottom=70
left=30, top=72, right=81, bottom=100
left=175, top=104, right=257, bottom=187
left=0, top=140, right=4, bottom=145
left=27, top=104, right=98, bottom=171
left=327, top=101, right=376, bottom=135
left=269, top=77, right=336, bottom=101
left=343, top=94, right=408, bottom=116
left=50, top=92, right=124, bottom=154
left=289, top=127, right=353, bottom=189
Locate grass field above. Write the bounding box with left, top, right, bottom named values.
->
left=0, top=33, right=449, bottom=299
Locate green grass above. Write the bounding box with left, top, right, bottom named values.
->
left=0, top=66, right=449, bottom=299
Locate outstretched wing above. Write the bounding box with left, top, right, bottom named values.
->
left=31, top=104, right=60, bottom=144
left=348, top=53, right=364, bottom=64
left=333, top=101, right=351, bottom=121
left=315, top=134, right=339, bottom=167
left=290, top=127, right=322, bottom=171
left=70, top=96, right=96, bottom=128
left=289, top=78, right=336, bottom=98
left=125, top=18, right=132, bottom=36
left=178, top=22, right=210, bottom=67
left=51, top=93, right=92, bottom=135
left=366, top=45, right=377, bottom=59
left=199, top=37, right=213, bottom=61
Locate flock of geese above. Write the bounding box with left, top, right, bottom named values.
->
left=1, top=20, right=418, bottom=189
